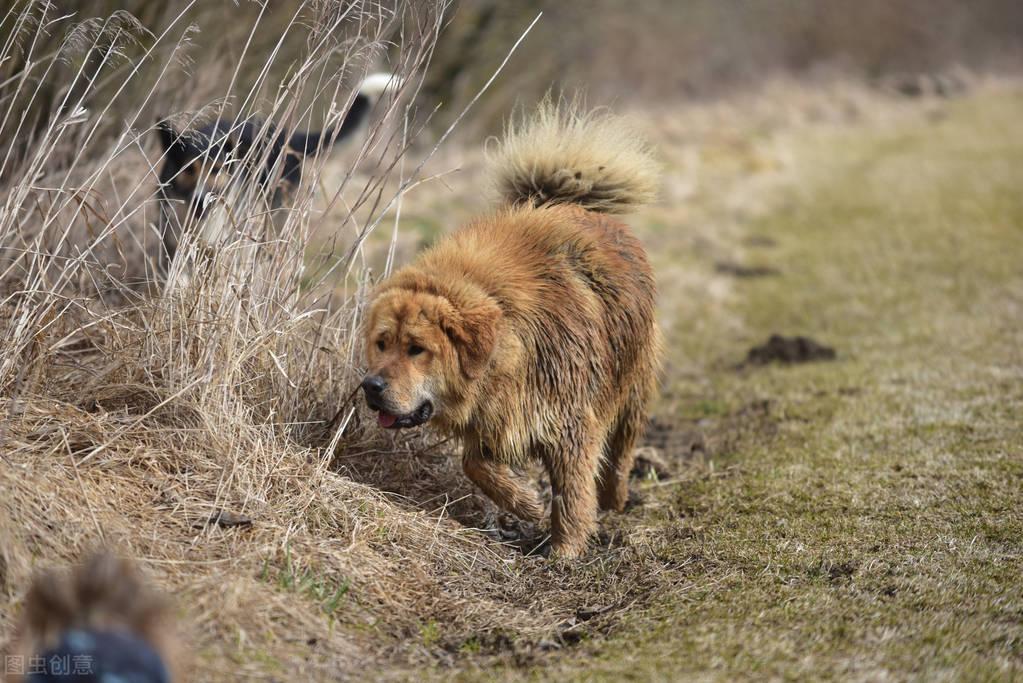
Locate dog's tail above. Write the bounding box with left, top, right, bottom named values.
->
left=488, top=97, right=659, bottom=214
left=291, top=72, right=399, bottom=154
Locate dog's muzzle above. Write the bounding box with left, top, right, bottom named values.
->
left=361, top=375, right=434, bottom=429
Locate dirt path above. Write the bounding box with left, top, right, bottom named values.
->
left=430, top=87, right=1023, bottom=681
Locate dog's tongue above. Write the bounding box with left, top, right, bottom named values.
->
left=378, top=412, right=398, bottom=428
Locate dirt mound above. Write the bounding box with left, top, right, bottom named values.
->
left=744, top=334, right=836, bottom=365
left=714, top=261, right=780, bottom=278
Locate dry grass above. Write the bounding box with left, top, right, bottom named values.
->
left=0, top=2, right=689, bottom=679
left=1, top=1, right=1021, bottom=681
left=0, top=1, right=586, bottom=678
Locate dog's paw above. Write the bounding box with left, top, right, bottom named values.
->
left=523, top=536, right=552, bottom=558
left=624, top=489, right=645, bottom=511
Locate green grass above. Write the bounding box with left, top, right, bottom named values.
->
left=261, top=546, right=351, bottom=619
left=516, top=91, right=1023, bottom=680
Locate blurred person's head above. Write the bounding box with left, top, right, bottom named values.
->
left=10, top=551, right=181, bottom=683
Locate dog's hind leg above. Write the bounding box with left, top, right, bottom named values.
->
left=545, top=419, right=602, bottom=559
left=598, top=379, right=651, bottom=512
left=463, top=448, right=545, bottom=524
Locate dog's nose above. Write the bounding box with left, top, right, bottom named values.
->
left=361, top=375, right=387, bottom=396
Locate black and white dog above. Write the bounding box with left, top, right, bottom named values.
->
left=154, top=73, right=394, bottom=271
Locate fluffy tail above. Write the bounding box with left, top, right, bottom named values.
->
left=357, top=72, right=399, bottom=99
left=488, top=98, right=659, bottom=214
left=290, top=72, right=399, bottom=154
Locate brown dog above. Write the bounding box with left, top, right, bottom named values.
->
left=361, top=101, right=660, bottom=558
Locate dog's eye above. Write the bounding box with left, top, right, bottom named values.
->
left=376, top=340, right=385, bottom=351
left=408, top=344, right=425, bottom=356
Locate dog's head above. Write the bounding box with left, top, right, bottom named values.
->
left=155, top=121, right=236, bottom=222
left=361, top=282, right=501, bottom=429
left=155, top=120, right=335, bottom=221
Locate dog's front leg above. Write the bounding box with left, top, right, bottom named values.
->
left=544, top=423, right=601, bottom=559
left=462, top=448, right=545, bottom=524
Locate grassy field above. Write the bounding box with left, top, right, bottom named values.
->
left=481, top=86, right=1023, bottom=682
left=265, top=81, right=1023, bottom=682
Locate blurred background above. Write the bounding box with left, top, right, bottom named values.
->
left=425, top=0, right=1023, bottom=126
left=3, top=0, right=1023, bottom=147
left=3, top=0, right=1020, bottom=281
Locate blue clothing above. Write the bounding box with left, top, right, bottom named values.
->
left=27, top=629, right=169, bottom=683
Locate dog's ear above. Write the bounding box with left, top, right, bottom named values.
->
left=441, top=297, right=502, bottom=380
left=155, top=120, right=179, bottom=153
left=155, top=120, right=194, bottom=167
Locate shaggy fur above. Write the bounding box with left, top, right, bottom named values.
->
left=10, top=552, right=179, bottom=682
left=488, top=98, right=659, bottom=213
left=361, top=101, right=661, bottom=558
